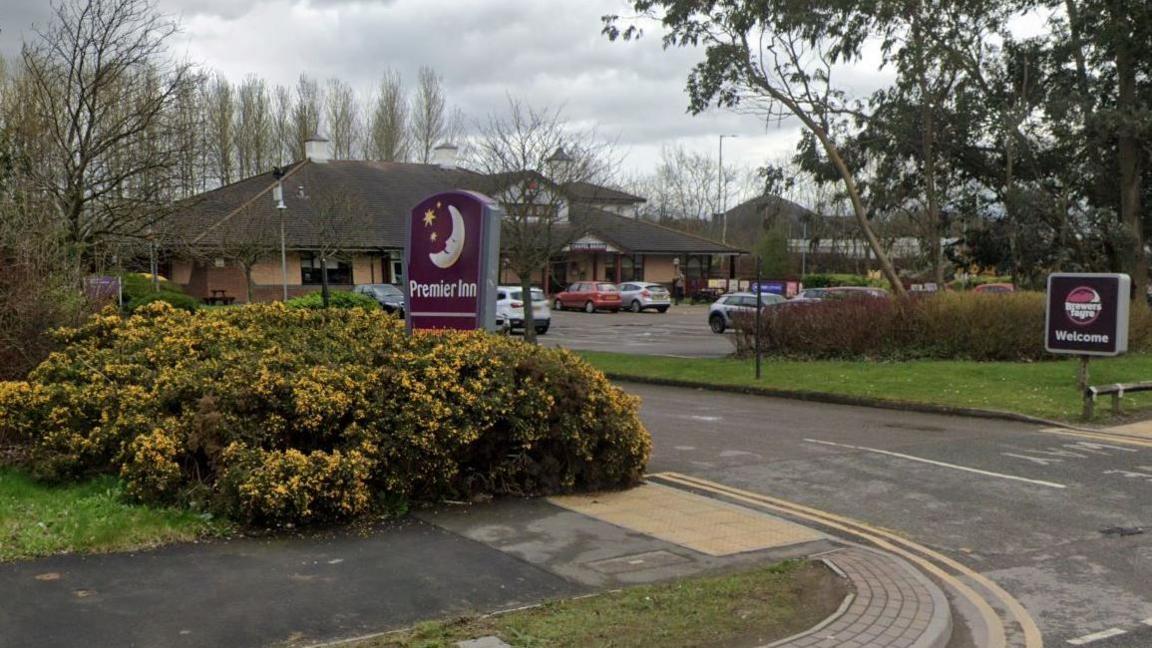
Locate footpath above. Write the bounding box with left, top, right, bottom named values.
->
left=0, top=480, right=956, bottom=648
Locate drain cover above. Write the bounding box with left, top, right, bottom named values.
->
left=586, top=550, right=691, bottom=575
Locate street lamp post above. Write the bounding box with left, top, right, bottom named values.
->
left=272, top=167, right=289, bottom=301
left=718, top=134, right=738, bottom=243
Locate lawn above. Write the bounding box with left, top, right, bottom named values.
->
left=579, top=351, right=1152, bottom=422
left=0, top=469, right=231, bottom=562
left=349, top=560, right=844, bottom=648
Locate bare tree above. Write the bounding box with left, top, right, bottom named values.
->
left=366, top=69, right=409, bottom=161
left=469, top=98, right=617, bottom=343
left=298, top=168, right=371, bottom=307
left=324, top=77, right=358, bottom=160
left=235, top=75, right=272, bottom=178
left=292, top=74, right=324, bottom=159
left=17, top=0, right=199, bottom=263
left=205, top=74, right=235, bottom=185
left=411, top=66, right=447, bottom=162
left=199, top=204, right=278, bottom=302
left=272, top=83, right=294, bottom=164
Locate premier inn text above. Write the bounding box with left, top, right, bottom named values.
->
left=409, top=279, right=478, bottom=299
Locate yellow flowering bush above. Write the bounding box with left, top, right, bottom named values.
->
left=1, top=302, right=651, bottom=525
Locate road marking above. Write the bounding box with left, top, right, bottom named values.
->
left=1002, top=452, right=1064, bottom=467
left=1142, top=617, right=1152, bottom=626
left=1067, top=628, right=1127, bottom=644
left=804, top=438, right=1068, bottom=489
left=650, top=472, right=1044, bottom=648
left=1038, top=427, right=1152, bottom=449
left=1064, top=441, right=1139, bottom=454
left=688, top=415, right=721, bottom=422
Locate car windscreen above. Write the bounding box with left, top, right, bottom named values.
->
left=373, top=285, right=402, bottom=297
left=645, top=284, right=668, bottom=292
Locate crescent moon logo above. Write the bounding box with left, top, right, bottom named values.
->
left=429, top=205, right=466, bottom=269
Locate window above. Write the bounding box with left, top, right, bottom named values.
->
left=620, top=255, right=644, bottom=282
left=596, top=283, right=618, bottom=292
left=301, top=253, right=352, bottom=285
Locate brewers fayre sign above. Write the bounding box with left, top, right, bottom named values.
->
left=404, top=190, right=501, bottom=331
left=1045, top=273, right=1131, bottom=356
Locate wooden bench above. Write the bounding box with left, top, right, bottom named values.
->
left=205, top=289, right=235, bottom=306
left=1083, top=381, right=1152, bottom=418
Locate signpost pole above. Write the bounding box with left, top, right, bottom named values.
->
left=755, top=256, right=762, bottom=380
left=1077, top=355, right=1090, bottom=392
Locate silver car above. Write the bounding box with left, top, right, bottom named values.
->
left=708, top=292, right=786, bottom=333
left=618, top=282, right=672, bottom=313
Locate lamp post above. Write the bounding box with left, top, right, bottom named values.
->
left=718, top=134, right=738, bottom=243
left=272, top=167, right=289, bottom=301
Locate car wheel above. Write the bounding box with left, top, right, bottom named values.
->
left=630, top=299, right=642, bottom=313
left=535, top=325, right=549, bottom=335
left=709, top=314, right=726, bottom=334
left=553, top=299, right=564, bottom=311
left=584, top=301, right=596, bottom=313
left=656, top=306, right=668, bottom=313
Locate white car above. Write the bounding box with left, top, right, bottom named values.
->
left=708, top=292, right=786, bottom=333
left=618, top=282, right=672, bottom=313
left=496, top=286, right=552, bottom=335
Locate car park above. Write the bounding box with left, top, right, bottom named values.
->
left=708, top=291, right=786, bottom=333
left=496, top=286, right=552, bottom=335
left=618, top=282, right=671, bottom=313
left=553, top=281, right=622, bottom=313
left=353, top=283, right=406, bottom=315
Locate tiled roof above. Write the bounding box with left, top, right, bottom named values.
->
left=162, top=161, right=740, bottom=255
left=563, top=181, right=645, bottom=204
left=574, top=206, right=744, bottom=254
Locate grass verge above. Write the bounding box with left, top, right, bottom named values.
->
left=0, top=468, right=231, bottom=562
left=350, top=561, right=845, bottom=648
left=578, top=351, right=1152, bottom=422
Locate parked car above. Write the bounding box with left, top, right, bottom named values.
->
left=618, top=282, right=671, bottom=313
left=791, top=286, right=889, bottom=303
left=973, top=282, right=1015, bottom=294
left=708, top=292, right=786, bottom=333
left=553, top=281, right=622, bottom=313
left=353, top=283, right=406, bottom=315
left=496, top=286, right=552, bottom=335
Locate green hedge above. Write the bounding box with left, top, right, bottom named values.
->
left=734, top=291, right=1152, bottom=361
left=0, top=303, right=650, bottom=525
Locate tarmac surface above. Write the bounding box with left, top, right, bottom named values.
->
left=625, top=381, right=1152, bottom=647
left=541, top=304, right=733, bottom=358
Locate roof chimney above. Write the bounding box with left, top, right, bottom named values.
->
left=432, top=143, right=459, bottom=170
left=304, top=134, right=330, bottom=163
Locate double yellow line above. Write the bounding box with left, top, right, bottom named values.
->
left=649, top=472, right=1044, bottom=648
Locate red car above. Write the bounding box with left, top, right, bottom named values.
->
left=553, top=281, right=622, bottom=313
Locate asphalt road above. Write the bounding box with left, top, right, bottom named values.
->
left=541, top=304, right=734, bottom=358
left=623, top=381, right=1152, bottom=647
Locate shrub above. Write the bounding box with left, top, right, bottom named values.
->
left=125, top=291, right=201, bottom=313
left=0, top=302, right=650, bottom=525
left=800, top=273, right=884, bottom=289
left=285, top=290, right=381, bottom=310
left=731, top=291, right=1152, bottom=361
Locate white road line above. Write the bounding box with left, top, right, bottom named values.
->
left=1142, top=618, right=1152, bottom=626
left=803, top=439, right=1068, bottom=489
left=1067, top=628, right=1127, bottom=644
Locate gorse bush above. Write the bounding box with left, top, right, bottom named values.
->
left=733, top=291, right=1152, bottom=361
left=0, top=303, right=650, bottom=525
left=285, top=290, right=381, bottom=310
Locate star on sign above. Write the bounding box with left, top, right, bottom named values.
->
left=430, top=232, right=438, bottom=242
left=423, top=209, right=436, bottom=227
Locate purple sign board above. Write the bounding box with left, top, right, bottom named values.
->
left=1045, top=273, right=1130, bottom=356
left=404, top=190, right=502, bottom=331
left=83, top=275, right=122, bottom=306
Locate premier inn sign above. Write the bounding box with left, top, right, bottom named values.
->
left=404, top=190, right=501, bottom=331
left=1045, top=273, right=1131, bottom=356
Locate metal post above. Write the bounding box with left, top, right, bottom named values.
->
left=755, top=256, right=762, bottom=380
left=280, top=213, right=288, bottom=301
left=149, top=239, right=158, bottom=292
left=1077, top=355, right=1090, bottom=392
left=718, top=134, right=737, bottom=244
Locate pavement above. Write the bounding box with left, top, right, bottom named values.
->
left=541, top=304, right=733, bottom=358
left=0, top=476, right=954, bottom=648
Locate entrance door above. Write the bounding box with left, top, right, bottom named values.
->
left=549, top=258, right=568, bottom=294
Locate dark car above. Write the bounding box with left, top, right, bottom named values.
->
left=353, top=283, right=406, bottom=315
